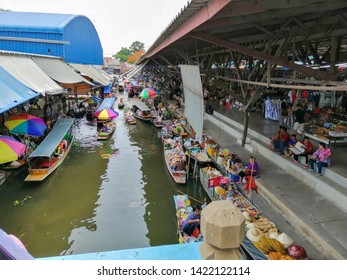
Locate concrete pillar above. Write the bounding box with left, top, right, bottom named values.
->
left=199, top=200, right=245, bottom=260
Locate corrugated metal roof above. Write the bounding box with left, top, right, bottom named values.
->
left=0, top=11, right=78, bottom=33
left=0, top=11, right=103, bottom=65
left=0, top=66, right=39, bottom=114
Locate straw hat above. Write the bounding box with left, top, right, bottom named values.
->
left=246, top=228, right=264, bottom=242
left=276, top=232, right=294, bottom=248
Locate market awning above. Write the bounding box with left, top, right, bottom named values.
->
left=131, top=99, right=151, bottom=112
left=31, top=57, right=95, bottom=86
left=29, top=118, right=75, bottom=158
left=125, top=61, right=148, bottom=79
left=93, top=65, right=114, bottom=81
left=69, top=63, right=112, bottom=86
left=0, top=55, right=64, bottom=95
left=0, top=66, right=40, bottom=114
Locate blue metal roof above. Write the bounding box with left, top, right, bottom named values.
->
left=0, top=11, right=103, bottom=65
left=0, top=66, right=39, bottom=114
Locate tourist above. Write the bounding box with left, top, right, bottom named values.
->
left=271, top=126, right=290, bottom=155
left=292, top=103, right=306, bottom=136
left=308, top=142, right=331, bottom=176
left=285, top=134, right=298, bottom=157
left=292, top=136, right=314, bottom=166
left=182, top=205, right=201, bottom=236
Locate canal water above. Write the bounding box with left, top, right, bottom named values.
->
left=0, top=97, right=208, bottom=258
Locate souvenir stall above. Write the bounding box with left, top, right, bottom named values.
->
left=304, top=94, right=347, bottom=146
left=198, top=166, right=308, bottom=260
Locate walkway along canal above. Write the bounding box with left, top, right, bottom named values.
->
left=0, top=106, right=208, bottom=258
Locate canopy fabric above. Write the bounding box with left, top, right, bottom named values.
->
left=69, top=63, right=112, bottom=86
left=0, top=55, right=64, bottom=95
left=93, top=65, right=114, bottom=81
left=180, top=65, right=204, bottom=140
left=0, top=66, right=40, bottom=114
left=31, top=57, right=95, bottom=86
left=125, top=61, right=148, bottom=79
left=103, top=85, right=111, bottom=94
left=96, top=98, right=115, bottom=111
left=131, top=99, right=151, bottom=112
left=29, top=118, right=75, bottom=158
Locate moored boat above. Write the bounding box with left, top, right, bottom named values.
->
left=131, top=99, right=152, bottom=121
left=24, top=118, right=75, bottom=182
left=163, top=138, right=187, bottom=184
left=173, top=195, right=203, bottom=244
left=124, top=112, right=136, bottom=125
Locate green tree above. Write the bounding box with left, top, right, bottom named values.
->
left=114, top=47, right=132, bottom=62
left=129, top=41, right=145, bottom=53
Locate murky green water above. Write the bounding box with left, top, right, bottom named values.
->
left=0, top=100, right=208, bottom=258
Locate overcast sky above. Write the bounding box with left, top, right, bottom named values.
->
left=0, top=0, right=190, bottom=56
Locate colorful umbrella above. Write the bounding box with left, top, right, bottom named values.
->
left=4, top=113, right=47, bottom=137
left=85, top=96, right=101, bottom=105
left=93, top=108, right=119, bottom=121
left=0, top=136, right=26, bottom=164
left=139, top=88, right=158, bottom=99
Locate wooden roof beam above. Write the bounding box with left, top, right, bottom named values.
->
left=192, top=32, right=334, bottom=80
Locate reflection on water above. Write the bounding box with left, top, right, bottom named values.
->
left=0, top=103, right=208, bottom=258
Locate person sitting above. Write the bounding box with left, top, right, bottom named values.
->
left=173, top=158, right=186, bottom=171
left=182, top=205, right=201, bottom=236
left=308, top=142, right=331, bottom=176
left=238, top=156, right=259, bottom=182
left=285, top=134, right=298, bottom=157
left=271, top=126, right=290, bottom=155
left=292, top=136, right=313, bottom=166
left=101, top=123, right=109, bottom=133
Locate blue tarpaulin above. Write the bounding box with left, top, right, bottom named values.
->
left=103, top=85, right=111, bottom=94
left=0, top=66, right=39, bottom=114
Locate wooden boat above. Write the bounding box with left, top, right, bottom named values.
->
left=185, top=145, right=213, bottom=164
left=4, top=159, right=26, bottom=170
left=163, top=138, right=187, bottom=184
left=152, top=119, right=163, bottom=128
left=67, top=107, right=85, bottom=118
left=124, top=112, right=136, bottom=125
left=24, top=118, right=75, bottom=182
left=131, top=99, right=152, bottom=121
left=173, top=195, right=203, bottom=244
left=97, top=121, right=116, bottom=140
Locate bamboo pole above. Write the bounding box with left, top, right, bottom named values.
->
left=176, top=189, right=203, bottom=204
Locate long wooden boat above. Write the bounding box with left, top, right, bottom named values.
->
left=124, top=112, right=136, bottom=125
left=97, top=122, right=116, bottom=140
left=163, top=138, right=187, bottom=184
left=24, top=118, right=75, bottom=182
left=131, top=99, right=152, bottom=121
left=173, top=194, right=202, bottom=244
left=4, top=159, right=26, bottom=170
left=186, top=146, right=213, bottom=164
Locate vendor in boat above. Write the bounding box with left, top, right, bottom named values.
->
left=173, top=158, right=186, bottom=171
left=182, top=205, right=201, bottom=236
left=101, top=123, right=110, bottom=132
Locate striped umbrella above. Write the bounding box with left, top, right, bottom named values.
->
left=93, top=108, right=119, bottom=121
left=0, top=136, right=26, bottom=164
left=4, top=113, right=47, bottom=137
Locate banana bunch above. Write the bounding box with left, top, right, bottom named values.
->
left=268, top=251, right=294, bottom=260
left=253, top=236, right=286, bottom=255
left=253, top=217, right=276, bottom=233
